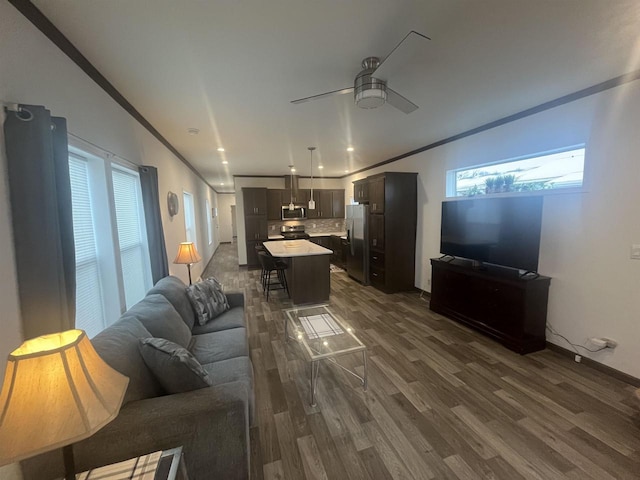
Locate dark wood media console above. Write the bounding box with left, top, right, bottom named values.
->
left=429, top=258, right=551, bottom=354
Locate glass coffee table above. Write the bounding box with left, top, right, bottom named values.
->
left=284, top=304, right=368, bottom=406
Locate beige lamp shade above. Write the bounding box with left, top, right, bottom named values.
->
left=173, top=242, right=202, bottom=264
left=0, top=330, right=129, bottom=466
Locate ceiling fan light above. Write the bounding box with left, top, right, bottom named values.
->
left=355, top=88, right=387, bottom=109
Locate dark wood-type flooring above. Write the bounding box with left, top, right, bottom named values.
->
left=203, top=243, right=640, bottom=480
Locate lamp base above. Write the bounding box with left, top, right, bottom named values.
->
left=63, top=444, right=75, bottom=480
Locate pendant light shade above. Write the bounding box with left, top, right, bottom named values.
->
left=288, top=165, right=295, bottom=210
left=308, top=147, right=316, bottom=210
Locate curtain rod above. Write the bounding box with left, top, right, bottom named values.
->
left=66, top=132, right=138, bottom=170
left=2, top=100, right=138, bottom=170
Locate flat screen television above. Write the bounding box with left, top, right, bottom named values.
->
left=440, top=196, right=543, bottom=272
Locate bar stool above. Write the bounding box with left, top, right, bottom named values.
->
left=257, top=251, right=289, bottom=300
left=255, top=244, right=267, bottom=286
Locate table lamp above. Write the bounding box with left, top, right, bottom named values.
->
left=0, top=330, right=129, bottom=479
left=173, top=241, right=202, bottom=285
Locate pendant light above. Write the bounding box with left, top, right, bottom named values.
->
left=288, top=165, right=295, bottom=210
left=308, top=147, right=316, bottom=210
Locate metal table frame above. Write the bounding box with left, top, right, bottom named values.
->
left=284, top=304, right=368, bottom=406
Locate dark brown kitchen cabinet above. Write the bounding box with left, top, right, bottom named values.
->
left=307, top=189, right=344, bottom=219
left=267, top=189, right=284, bottom=220
left=354, top=172, right=417, bottom=293
left=243, top=188, right=268, bottom=267
left=369, top=214, right=385, bottom=252
left=369, top=177, right=385, bottom=214
left=243, top=188, right=267, bottom=216
left=245, top=216, right=267, bottom=241
left=353, top=179, right=369, bottom=203
left=331, top=190, right=345, bottom=218
left=430, top=258, right=551, bottom=354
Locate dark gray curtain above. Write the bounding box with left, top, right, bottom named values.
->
left=139, top=165, right=169, bottom=283
left=3, top=105, right=75, bottom=339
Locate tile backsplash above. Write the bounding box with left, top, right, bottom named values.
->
left=268, top=218, right=347, bottom=235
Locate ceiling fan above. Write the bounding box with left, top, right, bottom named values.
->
left=291, top=31, right=430, bottom=114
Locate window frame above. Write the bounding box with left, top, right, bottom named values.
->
left=445, top=145, right=588, bottom=199
left=183, top=190, right=197, bottom=246
left=67, top=136, right=153, bottom=336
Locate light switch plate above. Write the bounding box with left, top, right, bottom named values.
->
left=631, top=244, right=640, bottom=260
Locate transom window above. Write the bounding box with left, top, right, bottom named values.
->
left=446, top=146, right=586, bottom=198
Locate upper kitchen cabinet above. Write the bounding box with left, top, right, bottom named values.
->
left=267, top=189, right=285, bottom=220
left=369, top=177, right=385, bottom=214
left=307, top=189, right=344, bottom=219
left=243, top=187, right=268, bottom=216
left=353, top=179, right=369, bottom=203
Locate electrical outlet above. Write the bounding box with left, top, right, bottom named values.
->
left=427, top=279, right=431, bottom=286
left=631, top=244, right=640, bottom=260
left=574, top=354, right=582, bottom=363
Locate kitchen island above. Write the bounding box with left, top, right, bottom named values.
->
left=263, top=239, right=332, bottom=305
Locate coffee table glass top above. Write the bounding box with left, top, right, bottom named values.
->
left=284, top=304, right=365, bottom=360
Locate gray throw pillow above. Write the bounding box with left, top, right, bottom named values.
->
left=186, top=277, right=230, bottom=326
left=138, top=338, right=212, bottom=394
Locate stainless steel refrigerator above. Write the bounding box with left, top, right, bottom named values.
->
left=346, top=204, right=369, bottom=285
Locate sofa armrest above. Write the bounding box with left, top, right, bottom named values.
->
left=22, top=382, right=250, bottom=480
left=225, top=291, right=245, bottom=309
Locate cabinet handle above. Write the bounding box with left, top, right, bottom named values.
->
left=373, top=256, right=378, bottom=260
left=372, top=273, right=378, bottom=277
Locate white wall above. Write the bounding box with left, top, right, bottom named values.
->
left=217, top=193, right=236, bottom=243
left=344, top=81, right=640, bottom=379
left=0, top=8, right=220, bottom=478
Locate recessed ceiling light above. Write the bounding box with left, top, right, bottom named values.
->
left=187, top=128, right=199, bottom=135
left=346, top=147, right=354, bottom=152
left=222, top=160, right=228, bottom=165
left=291, top=167, right=296, bottom=172
left=220, top=182, right=224, bottom=186
left=217, top=147, right=225, bottom=152
left=318, top=165, right=324, bottom=169
left=344, top=170, right=349, bottom=173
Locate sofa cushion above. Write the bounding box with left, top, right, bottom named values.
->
left=203, top=356, right=255, bottom=424
left=191, top=307, right=246, bottom=335
left=186, top=277, right=230, bottom=326
left=92, top=318, right=163, bottom=405
left=189, top=328, right=249, bottom=364
left=148, top=275, right=197, bottom=330
left=121, top=294, right=192, bottom=349
left=139, top=338, right=212, bottom=394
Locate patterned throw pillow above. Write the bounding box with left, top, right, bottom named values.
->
left=186, top=277, right=230, bottom=326
left=138, top=337, right=212, bottom=394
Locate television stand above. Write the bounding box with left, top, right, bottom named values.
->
left=429, top=258, right=551, bottom=354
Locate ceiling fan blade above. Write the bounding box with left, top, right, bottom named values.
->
left=291, top=87, right=354, bottom=104
left=386, top=87, right=418, bottom=114
left=372, top=30, right=431, bottom=81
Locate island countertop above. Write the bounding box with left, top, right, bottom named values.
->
left=264, top=239, right=332, bottom=257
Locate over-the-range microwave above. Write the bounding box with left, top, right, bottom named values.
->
left=281, top=205, right=307, bottom=221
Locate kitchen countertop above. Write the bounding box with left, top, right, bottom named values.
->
left=263, top=239, right=332, bottom=257
left=267, top=231, right=347, bottom=240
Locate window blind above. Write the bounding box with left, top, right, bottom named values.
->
left=206, top=199, right=212, bottom=244
left=112, top=168, right=150, bottom=309
left=68, top=154, right=105, bottom=338
left=183, top=192, right=196, bottom=244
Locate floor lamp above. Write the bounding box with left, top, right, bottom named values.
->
left=174, top=242, right=202, bottom=285
left=0, top=330, right=129, bottom=479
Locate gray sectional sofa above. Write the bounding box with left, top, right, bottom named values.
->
left=23, top=275, right=253, bottom=480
